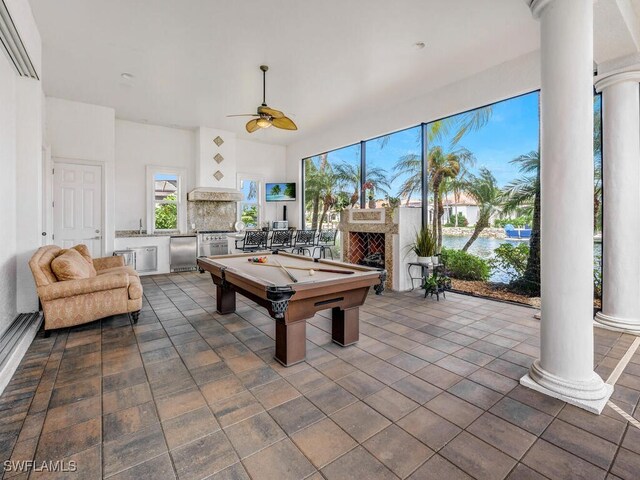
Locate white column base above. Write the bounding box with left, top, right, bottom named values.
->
left=520, top=360, right=613, bottom=414
left=594, top=312, right=640, bottom=335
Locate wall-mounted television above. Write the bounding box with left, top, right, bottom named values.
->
left=266, top=182, right=296, bottom=202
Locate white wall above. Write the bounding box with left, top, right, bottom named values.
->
left=113, top=122, right=287, bottom=231
left=15, top=79, right=43, bottom=312
left=285, top=51, right=541, bottom=227
left=0, top=48, right=18, bottom=333
left=46, top=98, right=116, bottom=253
left=0, top=0, right=44, bottom=322
left=236, top=139, right=288, bottom=223
left=115, top=120, right=195, bottom=231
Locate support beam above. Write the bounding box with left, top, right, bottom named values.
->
left=521, top=0, right=613, bottom=414
left=594, top=68, right=640, bottom=333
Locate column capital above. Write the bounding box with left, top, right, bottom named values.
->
left=528, top=0, right=593, bottom=19
left=527, top=0, right=553, bottom=19
left=595, top=70, right=640, bottom=92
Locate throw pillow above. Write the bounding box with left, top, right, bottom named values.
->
left=51, top=249, right=95, bottom=281
left=71, top=244, right=97, bottom=276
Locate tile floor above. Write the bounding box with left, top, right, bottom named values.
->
left=1, top=272, right=639, bottom=479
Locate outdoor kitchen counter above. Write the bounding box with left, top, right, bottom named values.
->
left=115, top=231, right=198, bottom=238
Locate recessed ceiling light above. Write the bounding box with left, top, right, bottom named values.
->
left=414, top=42, right=426, bottom=50
left=121, top=72, right=135, bottom=80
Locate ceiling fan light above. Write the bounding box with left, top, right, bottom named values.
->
left=256, top=118, right=272, bottom=128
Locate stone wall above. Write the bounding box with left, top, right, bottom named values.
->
left=442, top=226, right=506, bottom=239
left=187, top=201, right=237, bottom=231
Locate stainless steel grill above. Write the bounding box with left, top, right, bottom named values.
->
left=197, top=230, right=229, bottom=257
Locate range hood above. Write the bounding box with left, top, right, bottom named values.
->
left=187, top=187, right=242, bottom=202
left=190, top=127, right=242, bottom=202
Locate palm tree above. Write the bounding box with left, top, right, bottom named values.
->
left=462, top=168, right=502, bottom=252
left=382, top=106, right=492, bottom=202
left=391, top=154, right=421, bottom=205
left=304, top=154, right=333, bottom=229
left=428, top=106, right=493, bottom=147
left=333, top=163, right=391, bottom=207
left=502, top=151, right=540, bottom=295
left=429, top=147, right=475, bottom=249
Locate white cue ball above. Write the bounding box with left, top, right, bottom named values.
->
left=309, top=269, right=315, bottom=276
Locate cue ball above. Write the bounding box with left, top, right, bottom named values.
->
left=309, top=269, right=315, bottom=276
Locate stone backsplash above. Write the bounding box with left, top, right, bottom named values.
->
left=188, top=201, right=237, bottom=231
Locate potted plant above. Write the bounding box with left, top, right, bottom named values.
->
left=410, top=228, right=435, bottom=265
left=423, top=275, right=439, bottom=295
left=386, top=196, right=400, bottom=213
left=362, top=181, right=375, bottom=209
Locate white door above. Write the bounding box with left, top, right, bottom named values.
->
left=53, top=162, right=103, bottom=257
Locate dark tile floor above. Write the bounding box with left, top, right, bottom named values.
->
left=1, top=272, right=639, bottom=479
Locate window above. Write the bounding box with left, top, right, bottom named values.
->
left=303, top=143, right=360, bottom=230
left=238, top=175, right=262, bottom=228
left=365, top=126, right=422, bottom=208
left=146, top=166, right=186, bottom=233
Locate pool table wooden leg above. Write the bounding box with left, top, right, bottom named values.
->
left=332, top=307, right=359, bottom=346
left=216, top=285, right=236, bottom=314
left=275, top=319, right=306, bottom=366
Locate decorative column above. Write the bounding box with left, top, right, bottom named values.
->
left=520, top=0, right=613, bottom=414
left=594, top=69, right=640, bottom=333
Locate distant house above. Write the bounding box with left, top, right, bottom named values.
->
left=383, top=192, right=517, bottom=227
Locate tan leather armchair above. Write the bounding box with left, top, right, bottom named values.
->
left=29, top=245, right=143, bottom=334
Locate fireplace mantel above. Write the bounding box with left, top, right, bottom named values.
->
left=339, top=207, right=422, bottom=292
left=339, top=207, right=397, bottom=291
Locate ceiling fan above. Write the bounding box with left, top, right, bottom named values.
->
left=228, top=65, right=297, bottom=133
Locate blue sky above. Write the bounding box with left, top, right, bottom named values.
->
left=325, top=92, right=541, bottom=196
left=310, top=91, right=601, bottom=200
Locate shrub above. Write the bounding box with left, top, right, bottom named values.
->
left=494, top=215, right=532, bottom=228
left=440, top=247, right=491, bottom=281
left=594, top=254, right=602, bottom=299
left=445, top=213, right=468, bottom=227
left=489, top=243, right=529, bottom=282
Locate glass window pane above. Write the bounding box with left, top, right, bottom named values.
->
left=154, top=202, right=177, bottom=230
left=154, top=174, right=178, bottom=202
left=240, top=179, right=259, bottom=203
left=426, top=91, right=540, bottom=288
left=365, top=126, right=422, bottom=208
left=303, top=143, right=360, bottom=230
left=241, top=204, right=258, bottom=227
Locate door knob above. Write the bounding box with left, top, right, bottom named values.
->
left=95, top=229, right=100, bottom=233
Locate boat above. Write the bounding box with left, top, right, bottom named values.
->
left=504, top=224, right=532, bottom=240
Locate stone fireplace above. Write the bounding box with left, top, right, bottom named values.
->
left=340, top=208, right=397, bottom=291
left=347, top=232, right=386, bottom=269
left=339, top=206, right=423, bottom=291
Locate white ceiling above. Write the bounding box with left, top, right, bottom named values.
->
left=27, top=0, right=640, bottom=145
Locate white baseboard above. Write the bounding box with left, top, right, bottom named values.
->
left=0, top=313, right=43, bottom=395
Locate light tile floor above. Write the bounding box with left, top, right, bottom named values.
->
left=1, top=272, right=639, bottom=479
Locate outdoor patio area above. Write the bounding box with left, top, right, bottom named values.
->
left=0, top=273, right=638, bottom=480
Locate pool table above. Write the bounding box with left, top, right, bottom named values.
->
left=197, top=252, right=386, bottom=366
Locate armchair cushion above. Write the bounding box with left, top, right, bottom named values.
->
left=93, top=255, right=125, bottom=271
left=38, top=273, right=129, bottom=302
left=51, top=249, right=97, bottom=281
left=71, top=244, right=97, bottom=276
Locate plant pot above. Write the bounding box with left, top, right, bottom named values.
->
left=431, top=256, right=439, bottom=265
left=417, top=256, right=430, bottom=265
left=368, top=199, right=376, bottom=209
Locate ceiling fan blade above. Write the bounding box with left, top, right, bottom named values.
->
left=227, top=114, right=259, bottom=117
left=258, top=106, right=284, bottom=119
left=246, top=119, right=260, bottom=133
left=272, top=116, right=298, bottom=131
